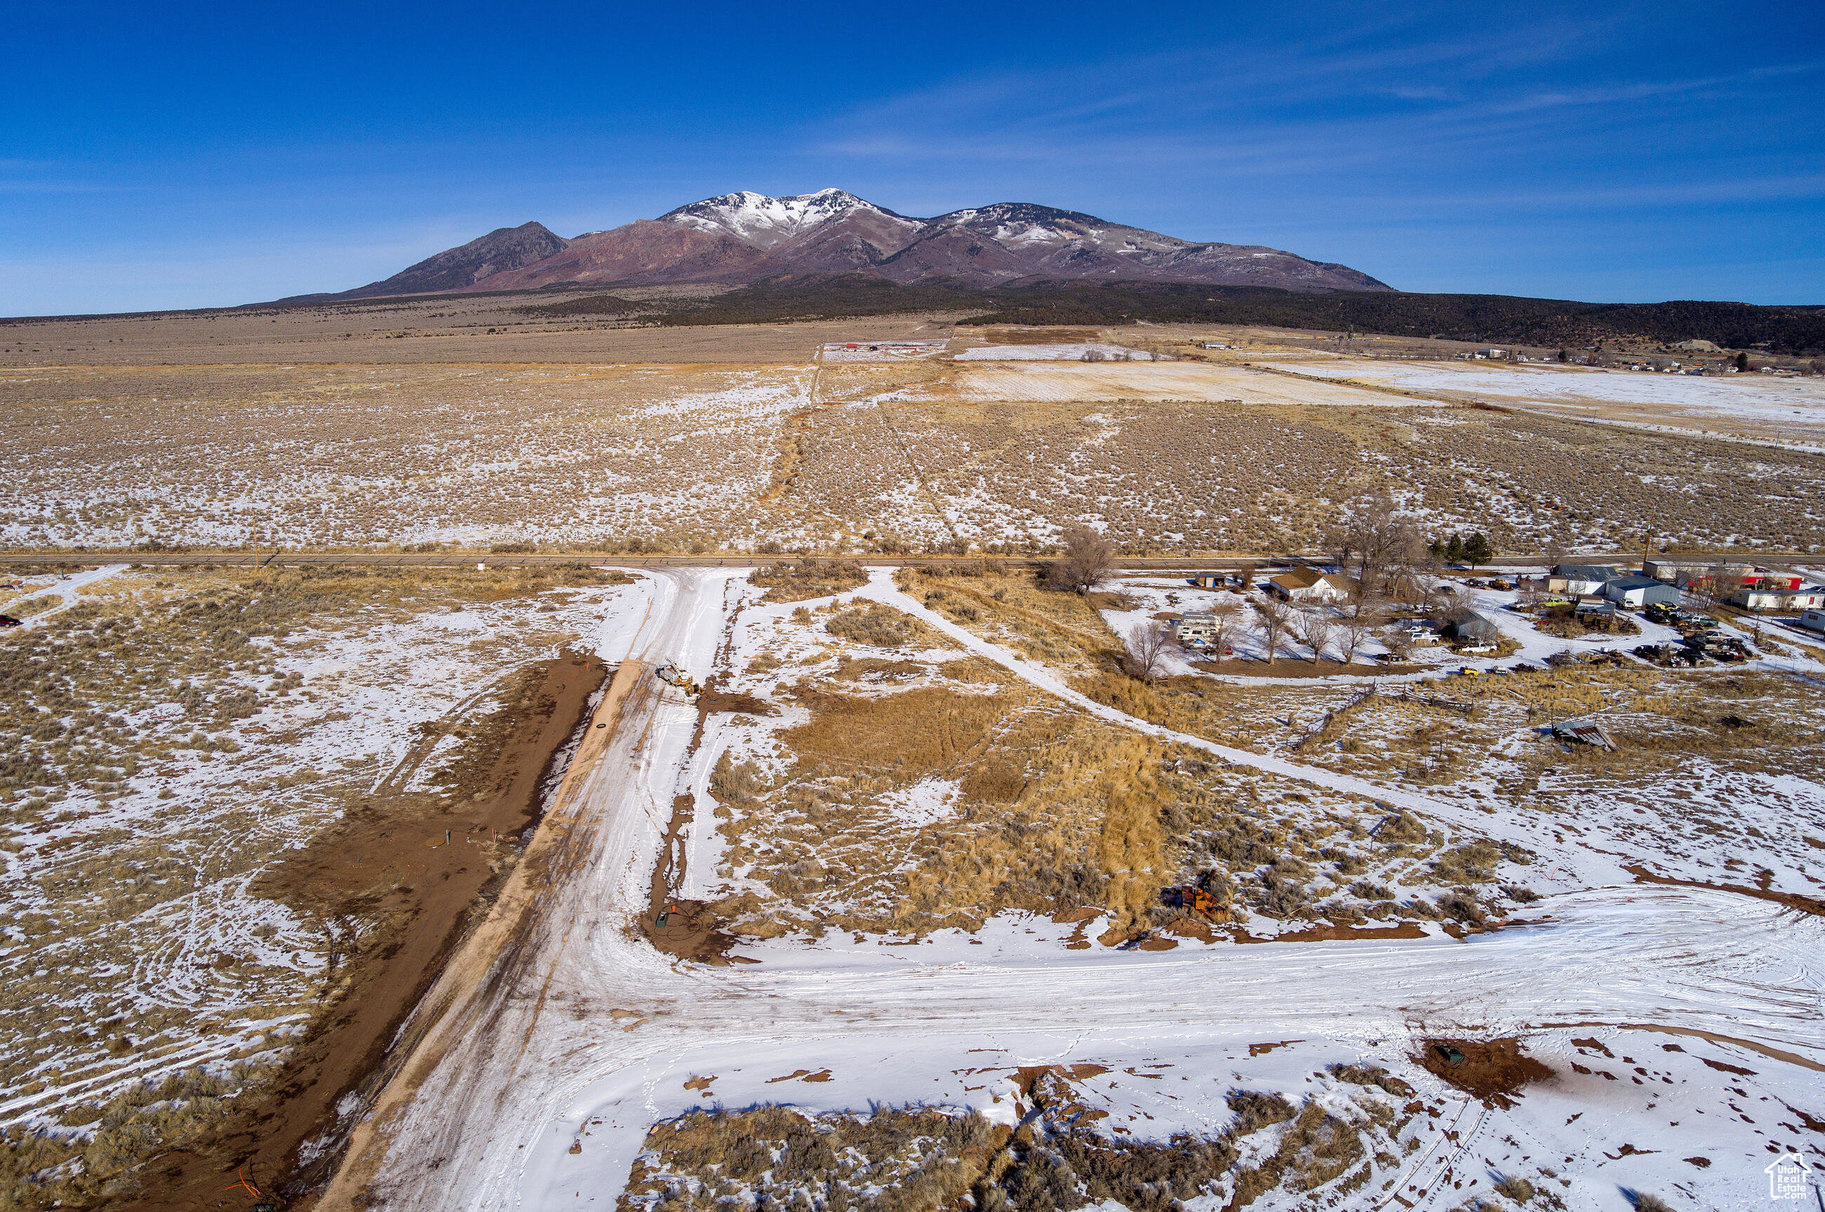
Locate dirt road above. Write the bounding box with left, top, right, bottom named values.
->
left=323, top=568, right=1824, bottom=1212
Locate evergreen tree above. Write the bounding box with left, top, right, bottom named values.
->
left=1463, top=532, right=1493, bottom=566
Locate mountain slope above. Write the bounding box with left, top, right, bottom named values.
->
left=339, top=222, right=570, bottom=299
left=315, top=191, right=1392, bottom=299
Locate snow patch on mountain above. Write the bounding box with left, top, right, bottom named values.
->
left=662, top=189, right=896, bottom=250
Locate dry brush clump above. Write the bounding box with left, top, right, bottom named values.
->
left=751, top=559, right=869, bottom=602
left=621, top=1063, right=1433, bottom=1212
left=623, top=1105, right=995, bottom=1212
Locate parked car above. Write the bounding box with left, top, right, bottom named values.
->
left=0, top=615, right=21, bottom=628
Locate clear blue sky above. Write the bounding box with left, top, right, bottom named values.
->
left=3, top=0, right=1821, bottom=315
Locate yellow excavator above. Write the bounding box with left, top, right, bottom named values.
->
left=653, top=660, right=701, bottom=698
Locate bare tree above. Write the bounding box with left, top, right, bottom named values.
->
left=1338, top=597, right=1379, bottom=664
left=1327, top=493, right=1424, bottom=598
left=1253, top=598, right=1293, bottom=666
left=1047, top=526, right=1116, bottom=595
left=1290, top=608, right=1336, bottom=663
left=1208, top=599, right=1243, bottom=656
left=1125, top=620, right=1174, bottom=683
left=1383, top=624, right=1415, bottom=664
left=1236, top=564, right=1258, bottom=594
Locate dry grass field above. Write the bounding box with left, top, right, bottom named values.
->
left=2, top=304, right=1821, bottom=557
left=701, top=572, right=1538, bottom=947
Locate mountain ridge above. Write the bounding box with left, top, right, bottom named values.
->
left=317, top=190, right=1392, bottom=299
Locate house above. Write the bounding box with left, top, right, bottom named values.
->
left=1783, top=584, right=1825, bottom=611
left=1186, top=572, right=1229, bottom=589
left=1444, top=607, right=1501, bottom=644
left=1266, top=567, right=1350, bottom=603
left=1171, top=612, right=1223, bottom=645
left=1725, top=571, right=1804, bottom=611
left=1547, top=564, right=1619, bottom=595
left=1666, top=562, right=1753, bottom=588
left=1798, top=608, right=1825, bottom=633
left=1602, top=575, right=1680, bottom=609
left=1472, top=348, right=1506, bottom=359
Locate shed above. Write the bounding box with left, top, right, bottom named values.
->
left=1445, top=607, right=1501, bottom=643
left=1553, top=717, right=1617, bottom=750
left=1603, top=575, right=1679, bottom=608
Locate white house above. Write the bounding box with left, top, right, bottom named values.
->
left=1266, top=567, right=1350, bottom=603
left=1787, top=585, right=1825, bottom=611
left=1797, top=608, right=1825, bottom=634
left=1547, top=564, right=1619, bottom=596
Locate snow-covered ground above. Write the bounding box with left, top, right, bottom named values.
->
left=0, top=569, right=638, bottom=1143
left=1261, top=357, right=1825, bottom=451
left=955, top=343, right=1161, bottom=362
left=345, top=567, right=1825, bottom=1212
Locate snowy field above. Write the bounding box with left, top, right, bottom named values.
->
left=1262, top=356, right=1825, bottom=451
left=5, top=358, right=1825, bottom=554
left=335, top=567, right=1825, bottom=1212
left=0, top=566, right=636, bottom=1200
left=953, top=343, right=1162, bottom=361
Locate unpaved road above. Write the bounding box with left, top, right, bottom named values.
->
left=326, top=568, right=1825, bottom=1212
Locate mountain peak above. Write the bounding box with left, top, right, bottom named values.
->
left=658, top=189, right=904, bottom=249
left=339, top=221, right=570, bottom=299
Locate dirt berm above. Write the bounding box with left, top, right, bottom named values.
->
left=109, top=653, right=611, bottom=1211
left=308, top=658, right=646, bottom=1210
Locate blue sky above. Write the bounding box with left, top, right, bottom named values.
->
left=3, top=0, right=1821, bottom=315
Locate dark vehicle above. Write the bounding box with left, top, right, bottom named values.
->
left=0, top=615, right=21, bottom=628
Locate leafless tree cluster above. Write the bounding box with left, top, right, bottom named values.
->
left=1046, top=527, right=1116, bottom=594
left=1327, top=493, right=1425, bottom=601
left=1337, top=598, right=1379, bottom=664
left=1125, top=620, right=1175, bottom=683
left=1289, top=608, right=1335, bottom=663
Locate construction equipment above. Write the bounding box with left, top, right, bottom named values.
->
left=653, top=661, right=701, bottom=697
left=1165, top=879, right=1228, bottom=918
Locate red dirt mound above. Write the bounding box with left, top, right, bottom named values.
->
left=1416, top=1037, right=1554, bottom=1107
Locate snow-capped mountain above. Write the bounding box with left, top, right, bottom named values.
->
left=659, top=189, right=921, bottom=251
left=325, top=191, right=1391, bottom=298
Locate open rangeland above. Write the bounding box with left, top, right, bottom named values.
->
left=1, top=312, right=1822, bottom=1212
left=2, top=307, right=1823, bottom=558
